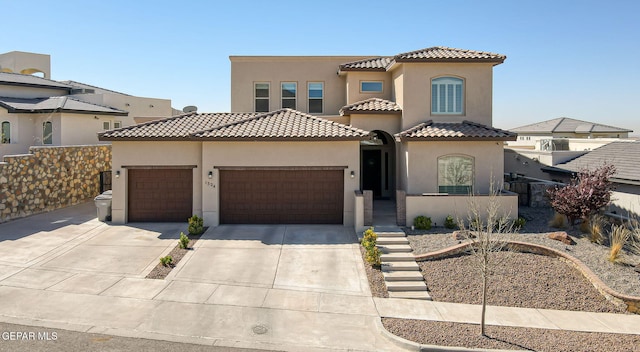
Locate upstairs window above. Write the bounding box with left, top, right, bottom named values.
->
left=281, top=82, right=297, bottom=109
left=432, top=77, right=463, bottom=114
left=103, top=121, right=111, bottom=130
left=114, top=121, right=122, bottom=129
left=438, top=155, right=473, bottom=194
left=308, top=82, right=323, bottom=113
left=254, top=82, right=270, bottom=112
left=360, top=81, right=383, bottom=93
left=1, top=121, right=9, bottom=143
left=43, top=121, right=53, bottom=145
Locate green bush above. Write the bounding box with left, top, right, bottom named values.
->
left=361, top=228, right=381, bottom=266
left=179, top=232, right=190, bottom=249
left=188, top=215, right=204, bottom=235
left=413, top=216, right=432, bottom=230
left=159, top=255, right=173, bottom=267
left=513, top=217, right=526, bottom=230
left=444, top=215, right=456, bottom=229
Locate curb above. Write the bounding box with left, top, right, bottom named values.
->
left=414, top=240, right=640, bottom=313
left=375, top=317, right=518, bottom=352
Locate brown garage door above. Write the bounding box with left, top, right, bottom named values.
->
left=128, top=168, right=193, bottom=222
left=220, top=169, right=343, bottom=224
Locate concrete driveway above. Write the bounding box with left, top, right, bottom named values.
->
left=0, top=202, right=400, bottom=351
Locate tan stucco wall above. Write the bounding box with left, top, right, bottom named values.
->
left=71, top=93, right=172, bottom=125
left=406, top=193, right=518, bottom=227
left=345, top=71, right=392, bottom=104
left=396, top=63, right=494, bottom=130
left=0, top=85, right=68, bottom=99
left=403, top=141, right=504, bottom=194
left=0, top=51, right=51, bottom=78
left=348, top=114, right=401, bottom=135
left=230, top=56, right=368, bottom=115
left=110, top=141, right=203, bottom=224
left=202, top=141, right=360, bottom=226
left=60, top=113, right=118, bottom=146
left=611, top=187, right=640, bottom=218
left=391, top=67, right=404, bottom=109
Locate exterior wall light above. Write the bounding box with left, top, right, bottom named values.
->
left=115, top=170, right=120, bottom=178
left=208, top=171, right=213, bottom=179
left=350, top=171, right=355, bottom=179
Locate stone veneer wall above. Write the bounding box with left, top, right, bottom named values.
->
left=0, top=145, right=111, bottom=223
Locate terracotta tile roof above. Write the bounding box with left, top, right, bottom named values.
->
left=396, top=120, right=517, bottom=141
left=0, top=96, right=127, bottom=115
left=339, top=98, right=402, bottom=116
left=193, top=109, right=370, bottom=141
left=0, top=72, right=72, bottom=90
left=339, top=57, right=392, bottom=71
left=99, top=109, right=370, bottom=141
left=394, top=46, right=506, bottom=63
left=553, top=141, right=640, bottom=183
left=510, top=117, right=632, bottom=134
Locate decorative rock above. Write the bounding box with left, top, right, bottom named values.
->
left=548, top=231, right=575, bottom=245
left=453, top=230, right=475, bottom=240
left=634, top=264, right=640, bottom=273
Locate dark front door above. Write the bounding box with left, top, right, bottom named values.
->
left=362, top=150, right=382, bottom=198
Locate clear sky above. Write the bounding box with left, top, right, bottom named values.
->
left=2, top=0, right=639, bottom=134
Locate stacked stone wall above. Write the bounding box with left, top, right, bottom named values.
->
left=0, top=145, right=111, bottom=223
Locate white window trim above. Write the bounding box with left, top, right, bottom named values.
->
left=359, top=81, right=384, bottom=93
left=254, top=82, right=270, bottom=112
left=114, top=121, right=122, bottom=129
left=431, top=76, right=464, bottom=115
left=308, top=81, right=324, bottom=114
left=281, top=82, right=297, bottom=109
left=103, top=121, right=111, bottom=130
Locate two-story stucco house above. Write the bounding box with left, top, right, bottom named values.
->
left=100, top=46, right=517, bottom=228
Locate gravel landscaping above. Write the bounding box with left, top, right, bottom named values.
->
left=382, top=318, right=640, bottom=352
left=145, top=233, right=202, bottom=279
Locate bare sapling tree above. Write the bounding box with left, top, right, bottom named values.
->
left=457, top=182, right=514, bottom=337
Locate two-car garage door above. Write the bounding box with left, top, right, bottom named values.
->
left=127, top=168, right=344, bottom=224
left=219, top=169, right=344, bottom=224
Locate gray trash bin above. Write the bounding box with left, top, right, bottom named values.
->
left=94, top=190, right=112, bottom=222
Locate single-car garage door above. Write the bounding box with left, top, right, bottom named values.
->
left=128, top=168, right=193, bottom=222
left=219, top=169, right=343, bottom=224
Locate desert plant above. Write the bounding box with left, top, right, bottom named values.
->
left=629, top=229, right=640, bottom=257
left=413, top=216, right=432, bottom=230
left=361, top=228, right=381, bottom=266
left=587, top=214, right=606, bottom=244
left=179, top=231, right=190, bottom=249
left=456, top=182, right=512, bottom=337
left=444, top=215, right=457, bottom=229
left=608, top=225, right=631, bottom=263
left=548, top=212, right=567, bottom=229
left=547, top=164, right=616, bottom=226
left=159, top=255, right=173, bottom=267
left=188, top=215, right=204, bottom=235
left=512, top=217, right=526, bottom=231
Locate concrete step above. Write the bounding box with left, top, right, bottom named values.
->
left=383, top=271, right=425, bottom=281
left=381, top=253, right=415, bottom=262
left=377, top=237, right=409, bottom=245
left=386, top=281, right=428, bottom=291
left=378, top=244, right=413, bottom=253
left=388, top=291, right=432, bottom=300
left=382, top=261, right=420, bottom=272
left=376, top=232, right=406, bottom=238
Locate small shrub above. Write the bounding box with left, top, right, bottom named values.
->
left=608, top=225, right=631, bottom=263
left=549, top=212, right=567, bottom=229
left=414, top=216, right=432, bottom=230
left=361, top=228, right=381, bottom=266
left=588, top=215, right=606, bottom=244
left=444, top=215, right=456, bottom=229
left=512, top=217, right=526, bottom=231
left=188, top=215, right=204, bottom=235
left=179, top=232, right=190, bottom=249
left=159, top=255, right=173, bottom=267
left=629, top=229, right=640, bottom=256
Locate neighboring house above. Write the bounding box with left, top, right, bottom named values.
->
left=543, top=141, right=640, bottom=217
left=0, top=51, right=177, bottom=157
left=505, top=117, right=633, bottom=180
left=100, top=46, right=517, bottom=227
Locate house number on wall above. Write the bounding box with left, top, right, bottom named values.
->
left=205, top=181, right=215, bottom=188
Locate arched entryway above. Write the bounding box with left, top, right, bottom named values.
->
left=360, top=130, right=395, bottom=199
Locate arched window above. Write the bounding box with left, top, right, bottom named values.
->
left=438, top=155, right=473, bottom=194
left=1, top=121, right=9, bottom=143
left=43, top=121, right=53, bottom=145
left=431, top=77, right=463, bottom=114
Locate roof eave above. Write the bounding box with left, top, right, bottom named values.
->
left=7, top=108, right=128, bottom=116
left=399, top=136, right=516, bottom=142
left=341, top=109, right=402, bottom=116
left=393, top=58, right=505, bottom=65
left=0, top=81, right=72, bottom=90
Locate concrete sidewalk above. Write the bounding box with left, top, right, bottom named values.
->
left=375, top=297, right=640, bottom=335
